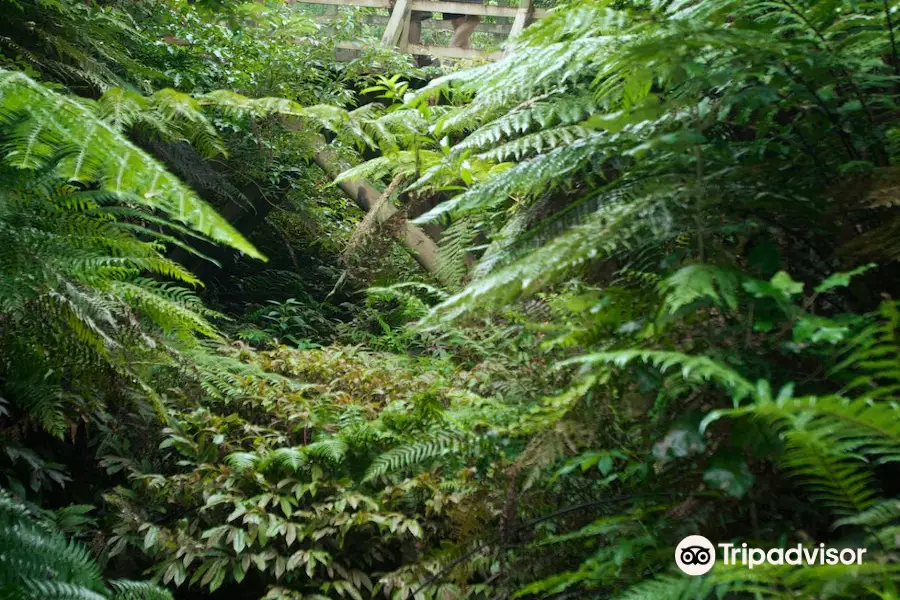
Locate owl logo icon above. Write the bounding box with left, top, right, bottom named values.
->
left=675, top=535, right=715, bottom=575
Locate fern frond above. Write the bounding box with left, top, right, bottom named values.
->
left=705, top=393, right=900, bottom=518
left=364, top=432, right=468, bottom=482
left=435, top=214, right=483, bottom=289
left=0, top=490, right=106, bottom=596
left=834, top=300, right=900, bottom=400
left=413, top=132, right=607, bottom=223
left=562, top=350, right=756, bottom=401
left=478, top=125, right=596, bottom=163
left=0, top=70, right=262, bottom=259
left=305, top=438, right=349, bottom=464
left=108, top=580, right=174, bottom=600
left=833, top=498, right=900, bottom=530
left=421, top=183, right=670, bottom=323
left=659, top=264, right=743, bottom=314
left=452, top=91, right=599, bottom=158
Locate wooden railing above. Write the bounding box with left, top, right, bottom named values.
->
left=296, top=0, right=543, bottom=60
left=317, top=15, right=515, bottom=37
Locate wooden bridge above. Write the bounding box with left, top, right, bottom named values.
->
left=296, top=0, right=545, bottom=61
left=278, top=1, right=546, bottom=279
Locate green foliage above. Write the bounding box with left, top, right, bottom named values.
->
left=0, top=75, right=267, bottom=436
left=0, top=69, right=261, bottom=258
left=0, top=0, right=162, bottom=91
left=101, top=345, right=515, bottom=599
left=6, top=1, right=900, bottom=600
left=309, top=0, right=900, bottom=597
left=0, top=488, right=172, bottom=600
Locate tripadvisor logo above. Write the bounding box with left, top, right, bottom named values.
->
left=675, top=536, right=868, bottom=576
left=675, top=535, right=716, bottom=575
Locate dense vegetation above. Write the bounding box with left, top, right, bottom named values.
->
left=2, top=0, right=900, bottom=598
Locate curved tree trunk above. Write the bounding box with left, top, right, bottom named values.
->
left=311, top=138, right=442, bottom=277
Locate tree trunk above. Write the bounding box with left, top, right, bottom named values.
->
left=311, top=138, right=442, bottom=277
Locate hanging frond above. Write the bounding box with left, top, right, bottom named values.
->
left=0, top=70, right=262, bottom=259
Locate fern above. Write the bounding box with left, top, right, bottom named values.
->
left=478, top=125, right=597, bottom=163
left=0, top=0, right=162, bottom=92
left=108, top=580, right=174, bottom=600
left=435, top=214, right=483, bottom=289
left=451, top=91, right=600, bottom=157
left=705, top=393, right=900, bottom=518
left=364, top=431, right=468, bottom=482
left=0, top=162, right=251, bottom=434
left=98, top=87, right=226, bottom=158
left=0, top=489, right=171, bottom=600
left=834, top=498, right=900, bottom=530
left=659, top=264, right=743, bottom=314
left=0, top=70, right=261, bottom=258
left=413, top=132, right=609, bottom=223
left=834, top=300, right=900, bottom=400
left=305, top=438, right=349, bottom=464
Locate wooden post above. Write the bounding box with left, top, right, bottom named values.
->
left=504, top=0, right=533, bottom=56
left=398, top=8, right=412, bottom=52
left=382, top=0, right=411, bottom=47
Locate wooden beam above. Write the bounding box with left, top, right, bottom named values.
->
left=409, top=1, right=547, bottom=18
left=317, top=14, right=514, bottom=35
left=335, top=41, right=503, bottom=61
left=279, top=113, right=440, bottom=276
left=295, top=0, right=546, bottom=17
left=312, top=141, right=440, bottom=275
left=298, top=0, right=392, bottom=8
left=407, top=43, right=501, bottom=60
left=397, top=4, right=412, bottom=51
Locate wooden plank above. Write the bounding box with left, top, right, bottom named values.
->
left=317, top=14, right=514, bottom=35
left=298, top=0, right=392, bottom=8
left=410, top=1, right=532, bottom=18
left=381, top=0, right=411, bottom=46
left=407, top=43, right=501, bottom=60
